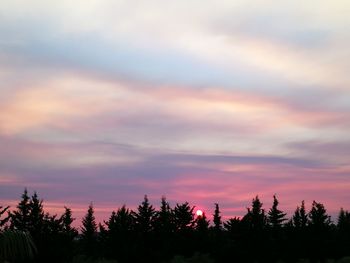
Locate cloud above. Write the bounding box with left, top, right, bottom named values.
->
left=1, top=1, right=350, bottom=225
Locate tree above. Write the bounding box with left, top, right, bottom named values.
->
left=81, top=203, right=98, bottom=256
left=292, top=200, right=308, bottom=228
left=337, top=208, right=350, bottom=232
left=112, top=205, right=134, bottom=233
left=336, top=208, right=350, bottom=257
left=104, top=205, right=134, bottom=261
left=104, top=205, right=134, bottom=240
left=213, top=203, right=222, bottom=232
left=155, top=196, right=174, bottom=234
left=307, top=201, right=332, bottom=262
left=0, top=206, right=10, bottom=231
left=196, top=212, right=209, bottom=232
left=244, top=195, right=266, bottom=230
left=133, top=195, right=156, bottom=233
left=173, top=202, right=195, bottom=232
left=10, top=188, right=31, bottom=231
left=61, top=207, right=78, bottom=237
left=28, top=191, right=45, bottom=237
left=268, top=195, right=287, bottom=228
left=299, top=201, right=308, bottom=228
left=308, top=201, right=331, bottom=229
left=44, top=207, right=77, bottom=263
left=224, top=217, right=241, bottom=233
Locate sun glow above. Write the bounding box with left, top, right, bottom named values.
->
left=196, top=209, right=203, bottom=217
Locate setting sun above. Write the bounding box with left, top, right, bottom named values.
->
left=196, top=209, right=203, bottom=217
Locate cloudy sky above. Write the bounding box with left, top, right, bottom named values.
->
left=1, top=0, right=350, bottom=224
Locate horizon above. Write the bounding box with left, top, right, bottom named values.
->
left=1, top=1, right=350, bottom=228
left=4, top=188, right=346, bottom=228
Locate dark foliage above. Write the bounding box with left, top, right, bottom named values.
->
left=0, top=205, right=10, bottom=230
left=81, top=203, right=98, bottom=257
left=4, top=189, right=350, bottom=263
left=292, top=200, right=308, bottom=228
left=243, top=195, right=266, bottom=231
left=212, top=203, right=222, bottom=232
left=10, top=188, right=31, bottom=231
left=7, top=189, right=78, bottom=262
left=268, top=194, right=287, bottom=228
left=133, top=195, right=156, bottom=233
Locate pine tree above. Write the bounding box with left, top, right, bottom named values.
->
left=42, top=213, right=62, bottom=234
left=105, top=205, right=134, bottom=237
left=224, top=217, right=241, bottom=233
left=133, top=195, right=156, bottom=233
left=195, top=212, right=210, bottom=252
left=173, top=202, right=195, bottom=232
left=10, top=189, right=31, bottom=231
left=293, top=206, right=301, bottom=228
left=196, top=212, right=210, bottom=232
left=268, top=195, right=287, bottom=228
left=0, top=206, right=10, bottom=230
left=60, top=207, right=78, bottom=238
left=155, top=196, right=173, bottom=233
left=28, top=192, right=44, bottom=237
left=293, top=200, right=308, bottom=228
left=105, top=211, right=117, bottom=233
left=337, top=208, right=350, bottom=231
left=81, top=203, right=97, bottom=256
left=308, top=201, right=331, bottom=229
left=104, top=205, right=134, bottom=261
left=213, top=203, right=222, bottom=232
left=244, top=195, right=266, bottom=230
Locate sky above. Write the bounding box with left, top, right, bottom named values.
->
left=1, top=0, right=350, bottom=226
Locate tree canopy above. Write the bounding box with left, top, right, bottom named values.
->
left=2, top=189, right=350, bottom=263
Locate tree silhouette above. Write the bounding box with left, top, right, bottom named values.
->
left=307, top=201, right=332, bottom=262
left=213, top=203, right=222, bottom=232
left=103, top=205, right=134, bottom=262
left=81, top=203, right=98, bottom=257
left=133, top=195, right=156, bottom=233
left=4, top=189, right=350, bottom=263
left=292, top=200, right=308, bottom=228
left=111, top=205, right=134, bottom=233
left=0, top=206, right=10, bottom=230
left=244, top=195, right=266, bottom=230
left=10, top=188, right=31, bottom=231
left=173, top=202, right=195, bottom=232
left=338, top=208, right=350, bottom=231
left=43, top=213, right=62, bottom=233
left=337, top=208, right=350, bottom=257
left=103, top=205, right=134, bottom=239
left=28, top=191, right=45, bottom=237
left=61, top=207, right=78, bottom=237
left=308, top=201, right=331, bottom=229
left=267, top=195, right=287, bottom=228
left=224, top=217, right=241, bottom=234
left=155, top=196, right=174, bottom=234
left=196, top=212, right=209, bottom=232
left=55, top=207, right=78, bottom=262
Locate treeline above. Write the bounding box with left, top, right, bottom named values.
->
left=1, top=189, right=350, bottom=263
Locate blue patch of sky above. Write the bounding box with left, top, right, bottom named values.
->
left=216, top=8, right=330, bottom=48
left=0, top=21, right=335, bottom=102
left=3, top=33, right=301, bottom=93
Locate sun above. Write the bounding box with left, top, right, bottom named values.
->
left=196, top=209, right=203, bottom=217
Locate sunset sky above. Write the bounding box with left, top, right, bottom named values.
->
left=1, top=1, right=350, bottom=225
